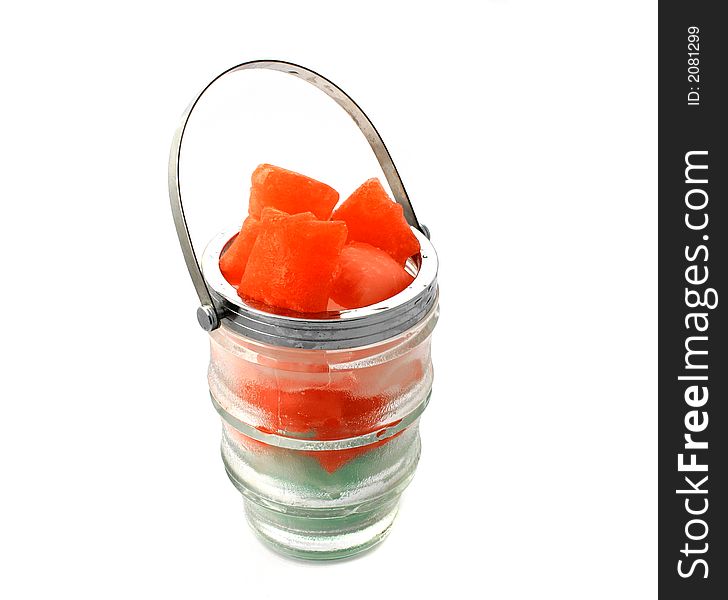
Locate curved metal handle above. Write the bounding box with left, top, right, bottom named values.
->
left=168, top=59, right=425, bottom=330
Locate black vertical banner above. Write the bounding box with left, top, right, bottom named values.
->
left=659, top=3, right=727, bottom=599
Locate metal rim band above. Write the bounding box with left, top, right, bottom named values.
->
left=168, top=59, right=429, bottom=330
left=201, top=226, right=438, bottom=349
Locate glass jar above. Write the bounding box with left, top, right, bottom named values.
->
left=207, top=304, right=437, bottom=559
left=169, top=60, right=440, bottom=561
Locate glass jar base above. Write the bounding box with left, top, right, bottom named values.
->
left=243, top=497, right=400, bottom=561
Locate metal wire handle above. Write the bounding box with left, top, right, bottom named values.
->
left=168, top=59, right=426, bottom=331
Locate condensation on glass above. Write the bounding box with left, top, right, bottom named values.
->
left=209, top=304, right=437, bottom=559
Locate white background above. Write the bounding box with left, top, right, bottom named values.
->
left=0, top=2, right=656, bottom=598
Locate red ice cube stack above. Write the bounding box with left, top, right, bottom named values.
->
left=220, top=164, right=420, bottom=314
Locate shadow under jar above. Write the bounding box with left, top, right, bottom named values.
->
left=202, top=226, right=438, bottom=560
